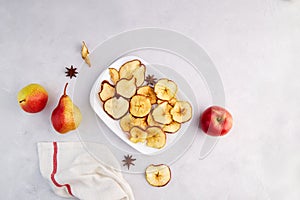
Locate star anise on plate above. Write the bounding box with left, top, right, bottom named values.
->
left=145, top=74, right=157, bottom=86
left=65, top=65, right=78, bottom=79
left=122, top=155, right=136, bottom=170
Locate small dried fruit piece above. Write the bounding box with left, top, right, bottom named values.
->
left=109, top=68, right=119, bottom=84
left=129, top=126, right=148, bottom=143
left=130, top=95, right=151, bottom=118
left=103, top=96, right=129, bottom=119
left=163, top=121, right=181, bottom=133
left=145, top=164, right=171, bottom=187
left=119, top=60, right=145, bottom=87
left=98, top=81, right=115, bottom=102
left=147, top=113, right=164, bottom=128
left=132, top=64, right=145, bottom=87
left=168, top=98, right=177, bottom=107
left=81, top=41, right=91, bottom=67
left=154, top=79, right=177, bottom=101
left=132, top=117, right=148, bottom=130
left=120, top=114, right=148, bottom=132
left=170, top=101, right=192, bottom=123
left=120, top=114, right=134, bottom=132
left=152, top=102, right=173, bottom=125
left=146, top=127, right=166, bottom=149
left=137, top=86, right=157, bottom=104
left=119, top=60, right=141, bottom=79
left=116, top=77, right=137, bottom=98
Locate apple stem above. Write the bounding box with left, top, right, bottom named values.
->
left=64, top=83, right=68, bottom=96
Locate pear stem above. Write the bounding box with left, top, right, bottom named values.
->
left=63, top=83, right=68, bottom=96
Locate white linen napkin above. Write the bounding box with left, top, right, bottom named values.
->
left=37, top=142, right=134, bottom=200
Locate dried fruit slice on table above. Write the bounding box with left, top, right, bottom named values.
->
left=162, top=121, right=181, bottom=133
left=98, top=81, right=115, bottom=102
left=170, top=101, right=192, bottom=123
left=103, top=96, right=129, bottom=120
left=116, top=77, right=137, bottom=99
left=154, top=79, right=177, bottom=101
left=145, top=164, right=171, bottom=187
left=81, top=41, right=91, bottom=67
left=152, top=102, right=173, bottom=125
left=129, top=95, right=151, bottom=118
left=109, top=68, right=119, bottom=84
left=129, top=126, right=148, bottom=143
left=137, top=86, right=157, bottom=104
left=146, top=126, right=166, bottom=149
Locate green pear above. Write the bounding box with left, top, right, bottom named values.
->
left=51, top=83, right=82, bottom=134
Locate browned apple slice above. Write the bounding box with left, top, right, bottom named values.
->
left=129, top=126, right=148, bottom=143
left=168, top=98, right=177, bottom=107
left=109, top=68, right=119, bottom=84
left=120, top=114, right=134, bottom=132
left=119, top=60, right=141, bottom=79
left=103, top=96, right=129, bottom=119
left=132, top=64, right=145, bottom=87
left=147, top=113, right=164, bottom=128
left=81, top=41, right=91, bottom=67
left=137, top=86, right=157, bottom=104
left=152, top=102, right=173, bottom=125
left=163, top=121, right=181, bottom=133
left=120, top=114, right=148, bottom=132
left=116, top=77, right=137, bottom=98
left=170, top=101, right=192, bottom=123
left=145, top=164, right=171, bottom=187
left=98, top=81, right=115, bottom=102
left=154, top=79, right=177, bottom=101
left=146, top=126, right=166, bottom=149
left=132, top=116, right=148, bottom=130
left=129, top=95, right=151, bottom=118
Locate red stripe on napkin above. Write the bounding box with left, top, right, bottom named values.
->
left=51, top=142, right=73, bottom=196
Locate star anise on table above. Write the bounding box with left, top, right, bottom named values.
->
left=122, top=155, right=136, bottom=170
left=65, top=65, right=78, bottom=79
left=145, top=74, right=157, bottom=86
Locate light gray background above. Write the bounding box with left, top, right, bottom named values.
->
left=1, top=0, right=299, bottom=199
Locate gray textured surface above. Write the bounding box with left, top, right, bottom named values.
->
left=1, top=0, right=300, bottom=199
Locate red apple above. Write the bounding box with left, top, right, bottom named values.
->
left=17, top=83, right=48, bottom=113
left=200, top=106, right=233, bottom=136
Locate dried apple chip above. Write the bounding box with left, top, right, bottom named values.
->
left=154, top=79, right=177, bottom=101
left=129, top=95, right=151, bottom=118
left=116, top=77, right=137, bottom=99
left=81, top=41, right=91, bottom=67
left=109, top=68, right=119, bottom=84
left=163, top=121, right=181, bottom=133
left=145, top=164, right=171, bottom=187
left=98, top=81, right=115, bottom=102
left=152, top=102, right=173, bottom=125
left=170, top=101, right=192, bottom=123
left=137, top=86, right=157, bottom=104
left=146, top=127, right=166, bottom=149
left=103, top=96, right=129, bottom=120
left=129, top=126, right=148, bottom=143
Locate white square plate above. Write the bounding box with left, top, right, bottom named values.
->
left=90, top=55, right=193, bottom=155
